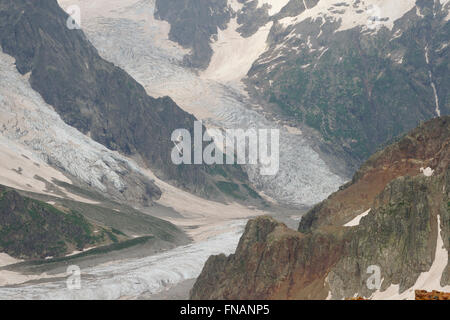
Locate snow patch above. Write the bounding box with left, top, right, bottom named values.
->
left=202, top=18, right=273, bottom=83
left=420, top=167, right=435, bottom=177
left=229, top=0, right=243, bottom=12
left=344, top=209, right=372, bottom=227
left=0, top=253, right=22, bottom=268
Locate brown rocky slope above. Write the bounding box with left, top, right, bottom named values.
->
left=191, top=116, right=450, bottom=300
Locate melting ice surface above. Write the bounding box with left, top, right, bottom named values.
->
left=0, top=221, right=246, bottom=300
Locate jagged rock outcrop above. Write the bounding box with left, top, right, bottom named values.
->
left=191, top=216, right=346, bottom=299
left=191, top=116, right=450, bottom=300
left=327, top=172, right=448, bottom=298
left=299, top=115, right=450, bottom=232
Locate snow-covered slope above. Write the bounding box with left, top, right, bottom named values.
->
left=279, top=0, right=417, bottom=31
left=202, top=18, right=273, bottom=82
left=200, top=0, right=420, bottom=84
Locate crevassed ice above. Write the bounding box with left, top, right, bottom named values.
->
left=0, top=50, right=147, bottom=195
left=71, top=0, right=346, bottom=207
left=0, top=220, right=246, bottom=300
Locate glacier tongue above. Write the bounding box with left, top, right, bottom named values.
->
left=64, top=0, right=346, bottom=207
left=0, top=220, right=247, bottom=300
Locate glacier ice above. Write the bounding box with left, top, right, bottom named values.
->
left=67, top=0, right=347, bottom=207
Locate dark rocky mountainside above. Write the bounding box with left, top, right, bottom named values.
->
left=0, top=183, right=189, bottom=260
left=300, top=114, right=450, bottom=232
left=248, top=0, right=450, bottom=167
left=191, top=116, right=450, bottom=299
left=0, top=184, right=106, bottom=259
left=156, top=0, right=449, bottom=171
left=0, top=0, right=260, bottom=203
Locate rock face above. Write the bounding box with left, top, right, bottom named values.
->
left=0, top=0, right=258, bottom=202
left=415, top=290, right=450, bottom=300
left=299, top=115, right=450, bottom=232
left=191, top=116, right=450, bottom=300
left=190, top=216, right=346, bottom=299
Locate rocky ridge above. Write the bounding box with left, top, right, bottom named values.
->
left=191, top=116, right=450, bottom=300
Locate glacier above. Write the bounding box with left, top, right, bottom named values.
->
left=0, top=50, right=157, bottom=203
left=0, top=220, right=246, bottom=300
left=58, top=0, right=347, bottom=207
